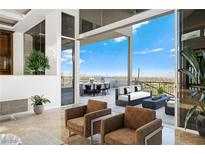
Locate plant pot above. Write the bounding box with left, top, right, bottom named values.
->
left=33, top=105, right=44, bottom=114
left=33, top=72, right=44, bottom=75
left=196, top=113, right=205, bottom=137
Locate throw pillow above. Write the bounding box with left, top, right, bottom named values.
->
left=124, top=88, right=128, bottom=94
left=124, top=87, right=131, bottom=94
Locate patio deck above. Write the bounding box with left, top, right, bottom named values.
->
left=80, top=88, right=175, bottom=126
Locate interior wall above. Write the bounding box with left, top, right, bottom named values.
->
left=0, top=10, right=63, bottom=111
left=45, top=11, right=61, bottom=76
left=0, top=76, right=61, bottom=111
left=0, top=9, right=81, bottom=112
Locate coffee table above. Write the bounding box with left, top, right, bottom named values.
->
left=142, top=96, right=170, bottom=110
left=21, top=133, right=64, bottom=145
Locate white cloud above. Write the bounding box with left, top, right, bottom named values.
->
left=64, top=55, right=72, bottom=59
left=134, top=48, right=163, bottom=55
left=61, top=58, right=67, bottom=62
left=170, top=48, right=175, bottom=53
left=62, top=49, right=85, bottom=64
left=152, top=48, right=163, bottom=52
left=113, top=36, right=127, bottom=43
left=80, top=49, right=92, bottom=54
left=168, top=54, right=175, bottom=58
left=66, top=60, right=72, bottom=64
left=80, top=58, right=85, bottom=64
left=62, top=49, right=72, bottom=55
left=132, top=21, right=150, bottom=33
left=80, top=50, right=87, bottom=53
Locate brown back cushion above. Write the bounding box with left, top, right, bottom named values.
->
left=124, top=106, right=156, bottom=130
left=86, top=99, right=107, bottom=113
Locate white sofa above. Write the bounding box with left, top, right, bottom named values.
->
left=115, top=85, right=151, bottom=106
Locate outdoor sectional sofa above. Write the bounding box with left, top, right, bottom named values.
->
left=115, top=85, right=151, bottom=106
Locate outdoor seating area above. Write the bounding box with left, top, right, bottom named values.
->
left=115, top=85, right=151, bottom=106
left=80, top=87, right=175, bottom=126
left=80, top=82, right=111, bottom=96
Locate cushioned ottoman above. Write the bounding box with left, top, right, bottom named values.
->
left=165, top=100, right=175, bottom=116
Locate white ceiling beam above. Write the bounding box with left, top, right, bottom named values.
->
left=0, top=23, right=13, bottom=30
left=115, top=26, right=133, bottom=37
left=0, top=10, right=25, bottom=21
left=13, top=9, right=53, bottom=33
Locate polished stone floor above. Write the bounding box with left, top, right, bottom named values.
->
left=1, top=107, right=205, bottom=145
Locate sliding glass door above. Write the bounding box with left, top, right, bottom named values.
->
left=178, top=10, right=205, bottom=130
left=61, top=38, right=75, bottom=106
left=61, top=12, right=75, bottom=106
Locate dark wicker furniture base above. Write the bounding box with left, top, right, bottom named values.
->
left=142, top=96, right=169, bottom=110
left=165, top=102, right=175, bottom=115
left=116, top=96, right=150, bottom=107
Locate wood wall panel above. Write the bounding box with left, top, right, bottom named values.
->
left=0, top=29, right=13, bottom=75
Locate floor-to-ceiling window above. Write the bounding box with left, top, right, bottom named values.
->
left=132, top=13, right=175, bottom=126
left=80, top=36, right=128, bottom=88
left=79, top=35, right=128, bottom=102
left=61, top=13, right=75, bottom=106
left=179, top=10, right=205, bottom=130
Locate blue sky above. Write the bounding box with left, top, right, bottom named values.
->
left=62, top=13, right=175, bottom=78
left=132, top=13, right=175, bottom=77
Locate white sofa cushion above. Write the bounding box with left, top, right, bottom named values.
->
left=118, top=91, right=150, bottom=101
left=167, top=100, right=175, bottom=108
left=118, top=86, right=130, bottom=95
left=131, top=85, right=141, bottom=92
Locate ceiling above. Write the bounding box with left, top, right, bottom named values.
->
left=80, top=25, right=133, bottom=46
left=0, top=9, right=30, bottom=29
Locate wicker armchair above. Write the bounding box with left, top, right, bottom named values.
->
left=101, top=106, right=162, bottom=145
left=65, top=99, right=111, bottom=142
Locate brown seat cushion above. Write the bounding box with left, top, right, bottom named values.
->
left=105, top=128, right=135, bottom=145
left=124, top=106, right=156, bottom=130
left=86, top=99, right=107, bottom=113
left=67, top=117, right=84, bottom=133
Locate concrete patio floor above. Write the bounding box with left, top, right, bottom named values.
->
left=80, top=88, right=175, bottom=126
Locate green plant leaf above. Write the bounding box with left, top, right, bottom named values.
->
left=30, top=95, right=51, bottom=106
left=26, top=51, right=50, bottom=74
left=200, top=50, right=205, bottom=84
left=200, top=91, right=205, bottom=102
left=178, top=68, right=198, bottom=84
left=191, top=90, right=198, bottom=97
left=184, top=105, right=197, bottom=129
left=181, top=48, right=201, bottom=74
left=181, top=48, right=200, bottom=72
left=199, top=101, right=205, bottom=113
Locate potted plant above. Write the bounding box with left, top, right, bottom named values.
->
left=178, top=47, right=205, bottom=136
left=26, top=50, right=50, bottom=75
left=152, top=87, right=164, bottom=100
left=30, top=95, right=51, bottom=114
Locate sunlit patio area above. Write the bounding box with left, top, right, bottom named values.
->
left=80, top=88, right=175, bottom=126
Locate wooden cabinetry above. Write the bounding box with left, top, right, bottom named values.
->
left=0, top=30, right=13, bottom=75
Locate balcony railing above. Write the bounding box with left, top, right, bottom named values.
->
left=139, top=81, right=175, bottom=96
